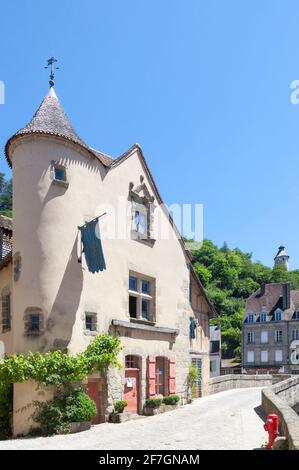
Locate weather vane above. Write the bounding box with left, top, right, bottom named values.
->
left=45, top=57, right=59, bottom=88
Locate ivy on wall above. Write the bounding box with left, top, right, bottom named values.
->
left=0, top=334, right=123, bottom=439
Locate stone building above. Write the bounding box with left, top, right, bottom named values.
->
left=274, top=246, right=289, bottom=271
left=242, top=281, right=299, bottom=374
left=0, top=84, right=216, bottom=435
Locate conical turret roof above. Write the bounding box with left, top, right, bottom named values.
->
left=5, top=88, right=113, bottom=168
left=274, top=245, right=289, bottom=260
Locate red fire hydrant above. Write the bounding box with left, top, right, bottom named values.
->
left=264, top=414, right=279, bottom=449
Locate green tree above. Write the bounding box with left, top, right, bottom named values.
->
left=193, top=262, right=212, bottom=287
left=0, top=173, right=12, bottom=217
left=270, top=264, right=289, bottom=283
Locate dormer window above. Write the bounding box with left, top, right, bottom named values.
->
left=274, top=309, right=282, bottom=321
left=134, top=208, right=147, bottom=235
left=248, top=313, right=255, bottom=323
left=260, top=312, right=267, bottom=322
left=129, top=177, right=155, bottom=245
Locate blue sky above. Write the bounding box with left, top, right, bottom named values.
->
left=1, top=0, right=299, bottom=268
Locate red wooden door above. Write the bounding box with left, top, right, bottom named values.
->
left=124, top=369, right=139, bottom=413
left=87, top=381, right=101, bottom=424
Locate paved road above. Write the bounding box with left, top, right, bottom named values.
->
left=0, top=388, right=267, bottom=450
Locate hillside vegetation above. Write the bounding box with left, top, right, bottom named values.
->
left=0, top=173, right=12, bottom=218
left=190, top=240, right=299, bottom=359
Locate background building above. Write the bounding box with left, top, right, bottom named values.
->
left=242, top=280, right=299, bottom=374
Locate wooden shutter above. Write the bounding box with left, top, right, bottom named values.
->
left=147, top=355, right=156, bottom=397
left=168, top=356, right=176, bottom=395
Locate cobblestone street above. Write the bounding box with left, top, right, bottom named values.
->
left=0, top=388, right=267, bottom=450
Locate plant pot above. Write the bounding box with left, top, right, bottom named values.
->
left=109, top=412, right=131, bottom=423
left=143, top=403, right=178, bottom=416
left=69, top=421, right=91, bottom=433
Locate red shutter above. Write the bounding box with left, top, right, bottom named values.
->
left=168, top=356, right=176, bottom=395
left=147, top=356, right=156, bottom=397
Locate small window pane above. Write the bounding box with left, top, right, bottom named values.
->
left=141, top=280, right=150, bottom=295
left=247, top=351, right=254, bottom=363
left=129, top=276, right=137, bottom=291
left=85, top=315, right=94, bottom=331
left=29, top=314, right=40, bottom=332
left=129, top=296, right=137, bottom=318
left=54, top=166, right=66, bottom=181
left=134, top=210, right=147, bottom=235
left=275, top=350, right=283, bottom=362
left=261, top=331, right=268, bottom=343
left=141, top=299, right=150, bottom=320
left=261, top=350, right=268, bottom=362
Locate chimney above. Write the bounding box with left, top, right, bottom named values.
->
left=282, top=283, right=291, bottom=310
left=260, top=282, right=266, bottom=296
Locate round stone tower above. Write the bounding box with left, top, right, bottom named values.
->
left=274, top=245, right=289, bottom=271
left=5, top=86, right=107, bottom=354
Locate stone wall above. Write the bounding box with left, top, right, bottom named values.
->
left=208, top=374, right=289, bottom=395
left=261, top=377, right=299, bottom=450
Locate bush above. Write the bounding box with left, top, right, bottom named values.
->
left=145, top=398, right=162, bottom=408
left=65, top=389, right=96, bottom=422
left=113, top=400, right=127, bottom=414
left=33, top=388, right=96, bottom=435
left=162, top=395, right=180, bottom=405
left=33, top=400, right=70, bottom=436
left=188, top=364, right=200, bottom=399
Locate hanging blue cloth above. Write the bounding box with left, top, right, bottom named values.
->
left=79, top=218, right=106, bottom=273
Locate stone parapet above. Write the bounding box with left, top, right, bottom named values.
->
left=261, top=377, right=299, bottom=450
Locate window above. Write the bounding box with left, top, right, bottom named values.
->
left=247, top=331, right=255, bottom=344
left=129, top=296, right=137, bottom=318
left=128, top=272, right=155, bottom=322
left=155, top=357, right=166, bottom=395
left=275, top=350, right=283, bottom=362
left=261, top=351, right=268, bottom=363
left=275, top=330, right=283, bottom=342
left=1, top=289, right=11, bottom=332
left=85, top=312, right=97, bottom=332
left=26, top=314, right=40, bottom=334
left=247, top=351, right=254, bottom=363
left=260, top=312, right=267, bottom=322
left=294, top=309, right=299, bottom=320
left=134, top=209, right=147, bottom=235
left=130, top=179, right=155, bottom=243
left=54, top=166, right=66, bottom=181
left=129, top=276, right=137, bottom=291
left=51, top=161, right=68, bottom=186
left=210, top=360, right=217, bottom=373
left=292, top=329, right=299, bottom=341
left=141, top=299, right=150, bottom=320
left=247, top=313, right=255, bottom=323
left=261, top=331, right=268, bottom=344
left=24, top=309, right=44, bottom=336
left=125, top=355, right=139, bottom=369
left=274, top=309, right=282, bottom=321
left=142, top=280, right=150, bottom=295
